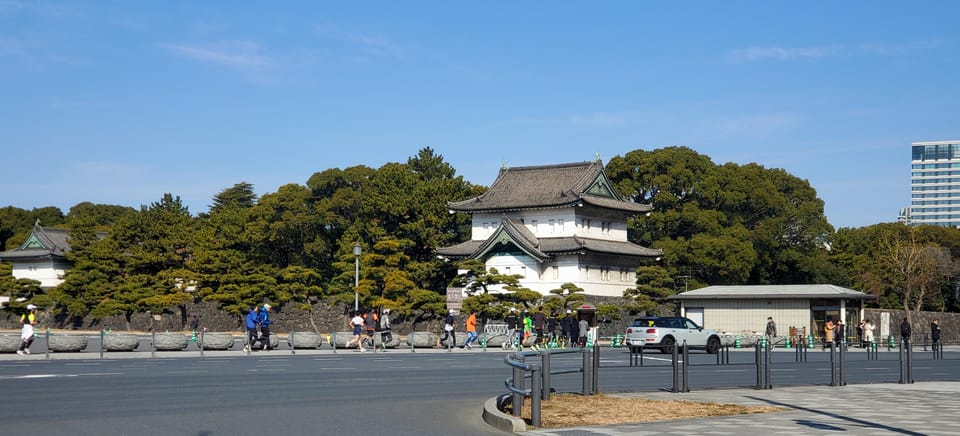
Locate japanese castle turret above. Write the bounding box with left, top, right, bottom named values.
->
left=437, top=160, right=662, bottom=297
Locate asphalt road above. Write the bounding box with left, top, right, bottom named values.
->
left=0, top=347, right=956, bottom=435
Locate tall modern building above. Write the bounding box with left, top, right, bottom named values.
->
left=909, top=140, right=960, bottom=227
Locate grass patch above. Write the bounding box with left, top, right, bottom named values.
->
left=513, top=393, right=786, bottom=428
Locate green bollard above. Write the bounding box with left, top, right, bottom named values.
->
left=735, top=336, right=741, bottom=348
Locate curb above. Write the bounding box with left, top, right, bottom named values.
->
left=482, top=396, right=527, bottom=434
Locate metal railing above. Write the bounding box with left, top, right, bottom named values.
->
left=502, top=345, right=598, bottom=428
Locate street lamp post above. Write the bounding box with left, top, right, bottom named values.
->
left=353, top=242, right=361, bottom=311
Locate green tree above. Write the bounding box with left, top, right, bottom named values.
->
left=209, top=182, right=257, bottom=214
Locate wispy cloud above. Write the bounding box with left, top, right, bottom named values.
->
left=730, top=46, right=839, bottom=61
left=346, top=32, right=405, bottom=60
left=314, top=22, right=406, bottom=61
left=159, top=40, right=270, bottom=69
left=731, top=40, right=939, bottom=62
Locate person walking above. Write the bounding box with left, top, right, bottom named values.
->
left=900, top=317, right=912, bottom=345
left=835, top=320, right=845, bottom=348
left=464, top=310, right=478, bottom=349
left=823, top=318, right=835, bottom=350
left=578, top=316, right=589, bottom=347
left=243, top=305, right=260, bottom=352
left=532, top=308, right=546, bottom=350
left=931, top=319, right=941, bottom=351
left=17, top=304, right=38, bottom=355
left=569, top=311, right=581, bottom=348
left=257, top=304, right=273, bottom=351
left=765, top=317, right=777, bottom=337
left=559, top=310, right=572, bottom=348
left=380, top=309, right=393, bottom=344
left=863, top=319, right=875, bottom=348
left=504, top=308, right=519, bottom=350
left=857, top=320, right=865, bottom=347
left=438, top=310, right=456, bottom=349
left=546, top=312, right=558, bottom=347
left=522, top=312, right=533, bottom=345
left=363, top=308, right=378, bottom=349
left=347, top=311, right=365, bottom=351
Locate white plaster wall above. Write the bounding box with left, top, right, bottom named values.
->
left=12, top=259, right=66, bottom=289
left=680, top=299, right=810, bottom=335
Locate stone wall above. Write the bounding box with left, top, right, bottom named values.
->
left=863, top=308, right=959, bottom=344
left=1, top=296, right=652, bottom=336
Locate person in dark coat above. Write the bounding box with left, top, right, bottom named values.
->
left=931, top=319, right=941, bottom=350
left=900, top=317, right=912, bottom=344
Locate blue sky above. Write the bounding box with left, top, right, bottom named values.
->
left=1, top=1, right=958, bottom=229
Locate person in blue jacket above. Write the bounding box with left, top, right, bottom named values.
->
left=257, top=304, right=273, bottom=351
left=243, top=305, right=260, bottom=352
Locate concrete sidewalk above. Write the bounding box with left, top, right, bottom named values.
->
left=521, top=381, right=960, bottom=435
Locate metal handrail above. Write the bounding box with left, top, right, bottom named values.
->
left=502, top=347, right=590, bottom=428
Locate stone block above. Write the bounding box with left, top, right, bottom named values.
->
left=0, top=335, right=21, bottom=352
left=287, top=331, right=324, bottom=349
left=199, top=332, right=235, bottom=350
left=481, top=333, right=508, bottom=348
left=330, top=331, right=359, bottom=348
left=49, top=334, right=87, bottom=352
left=406, top=331, right=439, bottom=348
left=103, top=334, right=140, bottom=351
left=153, top=333, right=188, bottom=351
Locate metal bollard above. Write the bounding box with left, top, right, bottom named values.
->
left=899, top=342, right=905, bottom=384
left=682, top=341, right=690, bottom=392
left=582, top=346, right=591, bottom=395
left=838, top=337, right=846, bottom=386
left=592, top=342, right=600, bottom=394
left=290, top=331, right=296, bottom=355
left=906, top=339, right=914, bottom=384
left=755, top=342, right=762, bottom=388
left=530, top=365, right=542, bottom=428
left=829, top=342, right=836, bottom=386
left=45, top=328, right=50, bottom=360
left=512, top=365, right=524, bottom=417
left=674, top=343, right=681, bottom=393
left=200, top=329, right=205, bottom=357
left=541, top=349, right=551, bottom=401
left=151, top=331, right=157, bottom=358
left=100, top=328, right=105, bottom=360
left=765, top=339, right=772, bottom=389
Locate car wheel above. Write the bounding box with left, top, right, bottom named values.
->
left=659, top=336, right=675, bottom=354
left=706, top=336, right=721, bottom=354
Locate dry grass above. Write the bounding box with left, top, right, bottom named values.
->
left=513, top=393, right=785, bottom=428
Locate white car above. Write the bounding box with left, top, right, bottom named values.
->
left=625, top=316, right=722, bottom=354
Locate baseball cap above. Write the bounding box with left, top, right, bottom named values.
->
left=26, top=304, right=37, bottom=310
left=449, top=309, right=455, bottom=314
left=263, top=304, right=271, bottom=310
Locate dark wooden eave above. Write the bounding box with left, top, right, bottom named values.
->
left=0, top=225, right=70, bottom=261
left=436, top=218, right=663, bottom=261
left=447, top=160, right=652, bottom=214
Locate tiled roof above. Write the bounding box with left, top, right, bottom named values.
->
left=669, top=285, right=876, bottom=300
left=436, top=220, right=663, bottom=260
left=0, top=225, right=70, bottom=261
left=447, top=160, right=652, bottom=214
